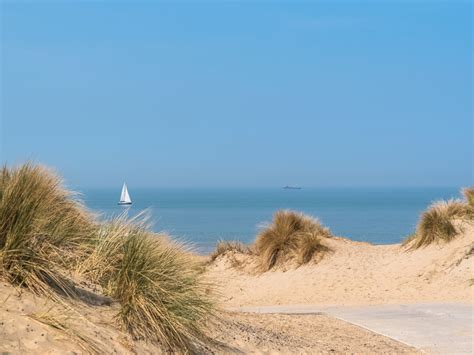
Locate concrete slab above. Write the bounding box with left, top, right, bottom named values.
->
left=230, top=303, right=474, bottom=354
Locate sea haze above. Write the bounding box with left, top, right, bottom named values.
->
left=80, top=187, right=460, bottom=254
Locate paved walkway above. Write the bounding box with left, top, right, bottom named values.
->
left=231, top=303, right=473, bottom=354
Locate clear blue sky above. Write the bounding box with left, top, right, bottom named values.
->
left=1, top=1, right=472, bottom=188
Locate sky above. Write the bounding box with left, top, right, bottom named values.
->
left=0, top=1, right=472, bottom=188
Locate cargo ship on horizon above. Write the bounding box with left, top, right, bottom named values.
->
left=283, top=185, right=302, bottom=190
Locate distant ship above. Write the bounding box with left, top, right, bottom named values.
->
left=283, top=185, right=302, bottom=190
left=118, top=182, right=132, bottom=205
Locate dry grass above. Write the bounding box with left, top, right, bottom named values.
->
left=401, top=233, right=417, bottom=247
left=405, top=198, right=474, bottom=249
left=255, top=210, right=332, bottom=271
left=0, top=163, right=216, bottom=352
left=463, top=187, right=474, bottom=206
left=294, top=232, right=330, bottom=265
left=79, top=216, right=214, bottom=351
left=0, top=163, right=95, bottom=298
left=29, top=309, right=105, bottom=354
left=209, top=240, right=253, bottom=263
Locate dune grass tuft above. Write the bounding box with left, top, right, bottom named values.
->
left=463, top=187, right=474, bottom=207
left=294, top=232, right=331, bottom=265
left=209, top=240, right=253, bottom=263
left=0, top=163, right=94, bottom=298
left=405, top=198, right=474, bottom=249
left=255, top=210, right=331, bottom=271
left=80, top=217, right=214, bottom=351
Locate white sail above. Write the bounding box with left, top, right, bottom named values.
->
left=119, top=183, right=132, bottom=204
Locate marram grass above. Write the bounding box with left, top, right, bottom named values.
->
left=80, top=217, right=214, bottom=351
left=209, top=240, right=253, bottom=263
left=255, top=210, right=332, bottom=271
left=463, top=187, right=474, bottom=207
left=29, top=308, right=105, bottom=354
left=0, top=163, right=94, bottom=298
left=0, top=163, right=215, bottom=352
left=404, top=192, right=474, bottom=249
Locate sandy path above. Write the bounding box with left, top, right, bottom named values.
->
left=0, top=282, right=417, bottom=354
left=208, top=311, right=419, bottom=354
left=229, top=303, right=473, bottom=354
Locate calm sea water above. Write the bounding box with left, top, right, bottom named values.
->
left=80, top=187, right=460, bottom=254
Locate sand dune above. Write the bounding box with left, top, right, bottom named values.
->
left=0, top=281, right=163, bottom=354
left=206, top=220, right=473, bottom=308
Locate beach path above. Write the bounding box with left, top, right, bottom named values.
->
left=231, top=303, right=473, bottom=354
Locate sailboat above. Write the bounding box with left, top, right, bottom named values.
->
left=118, top=183, right=132, bottom=205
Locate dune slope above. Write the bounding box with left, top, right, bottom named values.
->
left=206, top=221, right=474, bottom=308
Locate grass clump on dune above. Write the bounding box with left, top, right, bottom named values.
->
left=209, top=240, right=253, bottom=262
left=0, top=163, right=215, bottom=352
left=255, top=210, right=331, bottom=271
left=0, top=163, right=94, bottom=298
left=404, top=190, right=474, bottom=249
left=463, top=187, right=474, bottom=207
left=79, top=217, right=214, bottom=351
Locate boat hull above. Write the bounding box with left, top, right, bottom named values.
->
left=118, top=202, right=132, bottom=205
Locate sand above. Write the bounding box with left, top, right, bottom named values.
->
left=0, top=281, right=416, bottom=354
left=205, top=220, right=474, bottom=308
left=1, top=221, right=471, bottom=353
left=208, top=312, right=419, bottom=354
left=0, top=282, right=161, bottom=354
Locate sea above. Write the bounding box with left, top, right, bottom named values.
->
left=80, top=187, right=461, bottom=254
